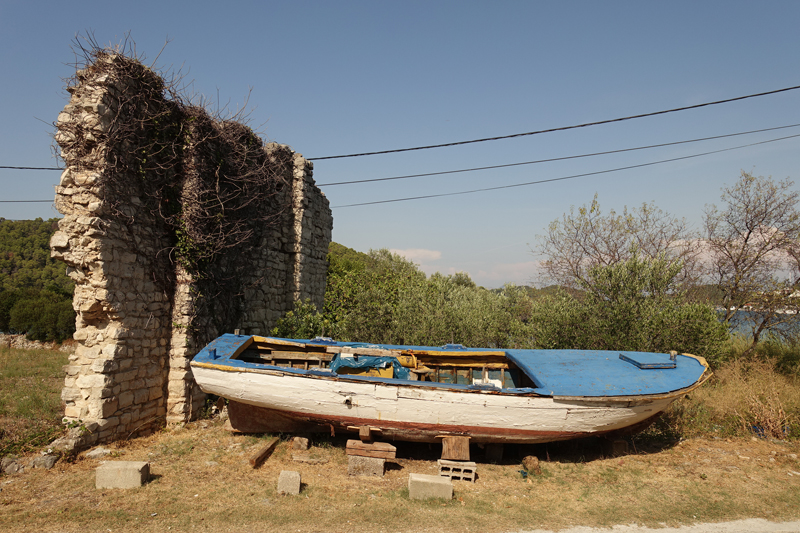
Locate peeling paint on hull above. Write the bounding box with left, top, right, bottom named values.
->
left=193, top=365, right=677, bottom=444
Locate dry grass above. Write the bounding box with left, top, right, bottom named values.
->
left=660, top=358, right=800, bottom=441
left=2, top=346, right=800, bottom=532
left=1, top=418, right=799, bottom=533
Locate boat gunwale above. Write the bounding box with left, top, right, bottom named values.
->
left=192, top=334, right=711, bottom=401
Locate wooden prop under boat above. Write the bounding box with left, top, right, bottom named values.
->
left=190, top=335, right=710, bottom=444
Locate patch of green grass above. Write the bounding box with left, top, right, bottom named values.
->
left=0, top=345, right=68, bottom=457
left=152, top=437, right=196, bottom=458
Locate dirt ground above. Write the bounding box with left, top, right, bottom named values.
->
left=521, top=520, right=800, bottom=532
left=1, top=417, right=799, bottom=533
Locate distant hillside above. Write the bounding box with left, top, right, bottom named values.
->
left=0, top=218, right=73, bottom=294
left=0, top=218, right=75, bottom=341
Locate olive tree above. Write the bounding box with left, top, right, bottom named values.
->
left=529, top=253, right=728, bottom=361
left=704, top=171, right=800, bottom=350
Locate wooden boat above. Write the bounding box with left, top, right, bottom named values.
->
left=190, top=334, right=710, bottom=444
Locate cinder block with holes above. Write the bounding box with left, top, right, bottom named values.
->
left=438, top=459, right=477, bottom=482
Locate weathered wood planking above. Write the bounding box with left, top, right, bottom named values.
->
left=441, top=436, right=471, bottom=461
left=346, top=439, right=396, bottom=459
left=249, top=436, right=279, bottom=468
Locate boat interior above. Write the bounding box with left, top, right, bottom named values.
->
left=232, top=336, right=537, bottom=389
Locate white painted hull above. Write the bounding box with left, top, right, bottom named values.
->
left=191, top=365, right=678, bottom=443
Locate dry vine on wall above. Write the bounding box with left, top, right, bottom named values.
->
left=58, top=38, right=295, bottom=343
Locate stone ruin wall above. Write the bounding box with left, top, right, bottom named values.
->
left=50, top=53, right=332, bottom=448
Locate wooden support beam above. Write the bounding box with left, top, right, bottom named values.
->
left=440, top=436, right=471, bottom=461
left=249, top=437, right=279, bottom=468
left=346, top=439, right=396, bottom=459
left=359, top=425, right=372, bottom=442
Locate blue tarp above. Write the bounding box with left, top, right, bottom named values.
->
left=329, top=354, right=411, bottom=380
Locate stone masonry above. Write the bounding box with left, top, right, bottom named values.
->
left=50, top=52, right=332, bottom=447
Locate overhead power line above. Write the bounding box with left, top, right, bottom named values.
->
left=0, top=199, right=54, bottom=203
left=309, top=84, right=800, bottom=160
left=5, top=84, right=800, bottom=172
left=0, top=165, right=62, bottom=170
left=5, top=128, right=799, bottom=203
left=331, top=132, right=800, bottom=208
left=316, top=123, right=800, bottom=187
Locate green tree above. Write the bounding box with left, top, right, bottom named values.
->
left=0, top=218, right=73, bottom=293
left=0, top=289, right=22, bottom=332
left=271, top=299, right=339, bottom=340
left=8, top=291, right=75, bottom=342
left=529, top=252, right=728, bottom=362
left=0, top=219, right=76, bottom=339
left=274, top=244, right=536, bottom=348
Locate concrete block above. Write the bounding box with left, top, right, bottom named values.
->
left=95, top=461, right=150, bottom=489
left=277, top=470, right=301, bottom=495
left=408, top=473, right=453, bottom=500
left=347, top=455, right=385, bottom=477
left=438, top=459, right=477, bottom=482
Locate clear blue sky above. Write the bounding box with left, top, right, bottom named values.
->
left=1, top=1, right=798, bottom=287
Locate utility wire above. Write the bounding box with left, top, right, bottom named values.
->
left=0, top=200, right=54, bottom=203
left=332, top=133, right=800, bottom=208
left=5, top=128, right=799, bottom=203
left=317, top=123, right=800, bottom=187
left=4, top=84, right=800, bottom=170
left=0, top=165, right=61, bottom=170
left=309, top=84, right=800, bottom=160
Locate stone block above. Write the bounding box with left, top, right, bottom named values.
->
left=91, top=358, right=118, bottom=374
left=603, top=439, right=629, bottom=457
left=1, top=456, right=21, bottom=473
left=133, top=389, right=149, bottom=404
left=64, top=405, right=87, bottom=418
left=102, top=399, right=119, bottom=417
left=76, top=373, right=108, bottom=389
left=95, top=461, right=150, bottom=489
left=277, top=470, right=301, bottom=495
left=291, top=437, right=309, bottom=451
left=408, top=473, right=453, bottom=500
left=61, top=387, right=82, bottom=402
left=31, top=455, right=59, bottom=470
left=118, top=391, right=134, bottom=408
left=63, top=365, right=82, bottom=376
left=86, top=447, right=114, bottom=459
left=347, top=455, right=385, bottom=477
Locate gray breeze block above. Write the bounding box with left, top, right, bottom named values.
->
left=96, top=461, right=150, bottom=489
left=408, top=473, right=453, bottom=500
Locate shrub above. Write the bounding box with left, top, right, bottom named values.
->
left=528, top=252, right=728, bottom=360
